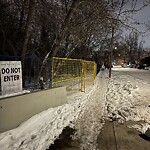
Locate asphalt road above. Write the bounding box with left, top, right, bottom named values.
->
left=112, top=67, right=150, bottom=84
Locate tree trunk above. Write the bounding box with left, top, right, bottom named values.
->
left=21, top=0, right=35, bottom=87
left=39, top=0, right=80, bottom=77
left=22, top=0, right=35, bottom=62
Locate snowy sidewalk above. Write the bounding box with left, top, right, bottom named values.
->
left=72, top=71, right=108, bottom=150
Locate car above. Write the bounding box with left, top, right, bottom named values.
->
left=121, top=63, right=127, bottom=68
left=143, top=64, right=150, bottom=70
left=137, top=64, right=145, bottom=69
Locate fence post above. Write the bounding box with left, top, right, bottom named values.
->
left=81, top=60, right=85, bottom=92
left=49, top=58, right=52, bottom=88
left=93, top=62, right=97, bottom=83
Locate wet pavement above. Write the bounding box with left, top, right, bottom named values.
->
left=97, top=121, right=150, bottom=150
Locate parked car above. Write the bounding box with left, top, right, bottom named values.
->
left=137, top=64, right=145, bottom=69
left=143, top=64, right=150, bottom=70
left=128, top=64, right=135, bottom=68
left=121, top=63, right=127, bottom=68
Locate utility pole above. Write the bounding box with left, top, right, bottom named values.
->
left=109, top=24, right=114, bottom=78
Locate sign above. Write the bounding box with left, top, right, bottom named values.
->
left=0, top=61, right=22, bottom=95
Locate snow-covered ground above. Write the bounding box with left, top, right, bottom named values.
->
left=0, top=67, right=150, bottom=150
left=109, top=67, right=150, bottom=133
left=0, top=90, right=30, bottom=99
left=72, top=71, right=108, bottom=150
left=0, top=72, right=104, bottom=150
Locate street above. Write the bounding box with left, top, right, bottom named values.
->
left=112, top=67, right=150, bottom=84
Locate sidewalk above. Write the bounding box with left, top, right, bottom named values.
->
left=97, top=121, right=150, bottom=150
left=48, top=71, right=108, bottom=150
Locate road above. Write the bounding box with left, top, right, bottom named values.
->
left=112, top=67, right=150, bottom=84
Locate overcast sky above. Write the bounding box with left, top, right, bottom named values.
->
left=124, top=0, right=150, bottom=48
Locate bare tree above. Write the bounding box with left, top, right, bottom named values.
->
left=39, top=0, right=80, bottom=77
left=22, top=0, right=36, bottom=63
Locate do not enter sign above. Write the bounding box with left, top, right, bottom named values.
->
left=0, top=61, right=23, bottom=95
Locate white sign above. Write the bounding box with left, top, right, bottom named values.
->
left=0, top=61, right=22, bottom=95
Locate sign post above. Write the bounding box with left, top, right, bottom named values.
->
left=0, top=61, right=22, bottom=95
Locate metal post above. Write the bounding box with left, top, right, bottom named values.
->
left=81, top=60, right=85, bottom=92
left=109, top=25, right=114, bottom=78
left=49, top=58, right=52, bottom=88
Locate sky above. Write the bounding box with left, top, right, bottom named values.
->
left=124, top=0, right=150, bottom=48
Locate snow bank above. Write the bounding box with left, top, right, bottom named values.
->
left=0, top=90, right=30, bottom=99
left=105, top=71, right=150, bottom=133
left=0, top=73, right=102, bottom=150
left=0, top=104, right=77, bottom=150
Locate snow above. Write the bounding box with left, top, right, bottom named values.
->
left=0, top=101, right=83, bottom=149
left=72, top=71, right=108, bottom=150
left=0, top=90, right=30, bottom=99
left=0, top=67, right=150, bottom=149
left=106, top=67, right=150, bottom=133
left=0, top=73, right=102, bottom=150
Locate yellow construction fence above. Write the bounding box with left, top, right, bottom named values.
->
left=52, top=57, right=96, bottom=94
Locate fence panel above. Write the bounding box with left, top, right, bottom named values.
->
left=83, top=60, right=97, bottom=92
left=52, top=57, right=96, bottom=94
